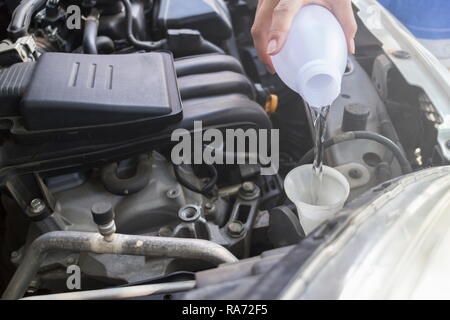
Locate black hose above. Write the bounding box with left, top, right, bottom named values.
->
left=83, top=10, right=99, bottom=54
left=101, top=156, right=153, bottom=195
left=298, top=131, right=412, bottom=174
left=173, top=164, right=218, bottom=196
left=122, top=0, right=166, bottom=51
left=7, top=0, right=46, bottom=40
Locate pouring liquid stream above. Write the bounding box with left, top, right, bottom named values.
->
left=309, top=104, right=330, bottom=205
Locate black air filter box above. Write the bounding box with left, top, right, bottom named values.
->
left=21, top=52, right=182, bottom=130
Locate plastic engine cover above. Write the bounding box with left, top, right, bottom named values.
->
left=157, top=0, right=232, bottom=41
left=21, top=52, right=182, bottom=130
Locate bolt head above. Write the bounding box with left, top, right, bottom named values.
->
left=392, top=50, right=411, bottom=59
left=348, top=168, right=362, bottom=179
left=29, top=199, right=46, bottom=215
left=242, top=182, right=255, bottom=193
left=166, top=188, right=180, bottom=199
left=227, top=220, right=245, bottom=238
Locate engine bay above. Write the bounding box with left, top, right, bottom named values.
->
left=0, top=0, right=447, bottom=299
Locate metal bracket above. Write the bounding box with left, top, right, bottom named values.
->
left=0, top=36, right=37, bottom=66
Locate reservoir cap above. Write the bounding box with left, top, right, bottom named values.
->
left=342, top=103, right=370, bottom=132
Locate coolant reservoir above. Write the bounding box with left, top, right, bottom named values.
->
left=272, top=5, right=348, bottom=107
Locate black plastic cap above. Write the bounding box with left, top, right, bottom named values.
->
left=91, top=202, right=114, bottom=225
left=342, top=103, right=370, bottom=132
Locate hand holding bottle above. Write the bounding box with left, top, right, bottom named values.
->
left=251, top=0, right=357, bottom=73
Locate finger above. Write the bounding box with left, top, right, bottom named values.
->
left=267, top=0, right=305, bottom=56
left=303, top=0, right=332, bottom=10
left=251, top=0, right=279, bottom=72
left=330, top=0, right=358, bottom=54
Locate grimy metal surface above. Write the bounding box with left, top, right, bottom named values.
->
left=2, top=231, right=238, bottom=300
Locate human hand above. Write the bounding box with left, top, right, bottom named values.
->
left=251, top=0, right=357, bottom=73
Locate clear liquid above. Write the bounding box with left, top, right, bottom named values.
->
left=309, top=104, right=330, bottom=205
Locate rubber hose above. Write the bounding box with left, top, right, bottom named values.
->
left=83, top=10, right=99, bottom=54
left=101, top=156, right=153, bottom=195
left=7, top=0, right=46, bottom=39
left=298, top=131, right=412, bottom=174
left=122, top=0, right=166, bottom=51
left=95, top=36, right=115, bottom=54
left=173, top=164, right=218, bottom=196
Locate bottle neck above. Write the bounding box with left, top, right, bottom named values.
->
left=296, top=60, right=342, bottom=107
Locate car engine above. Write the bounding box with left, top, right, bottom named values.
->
left=0, top=0, right=447, bottom=299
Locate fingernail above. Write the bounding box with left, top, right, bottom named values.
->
left=267, top=39, right=278, bottom=55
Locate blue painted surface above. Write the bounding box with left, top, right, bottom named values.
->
left=378, top=0, right=450, bottom=39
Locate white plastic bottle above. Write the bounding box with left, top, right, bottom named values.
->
left=272, top=5, right=348, bottom=107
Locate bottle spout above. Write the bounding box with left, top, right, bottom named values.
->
left=296, top=60, right=342, bottom=107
